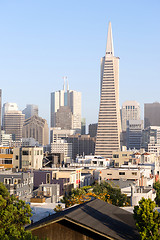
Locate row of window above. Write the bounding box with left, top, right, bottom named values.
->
left=22, top=150, right=43, bottom=156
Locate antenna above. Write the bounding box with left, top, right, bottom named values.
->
left=62, top=76, right=67, bottom=91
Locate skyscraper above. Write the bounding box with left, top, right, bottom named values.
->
left=3, top=103, right=25, bottom=141
left=141, top=126, right=160, bottom=155
left=81, top=118, right=86, bottom=135
left=89, top=123, right=98, bottom=138
left=55, top=106, right=73, bottom=129
left=22, top=104, right=38, bottom=120
left=121, top=101, right=141, bottom=132
left=144, top=102, right=160, bottom=128
left=121, top=100, right=141, bottom=146
left=95, top=22, right=121, bottom=158
left=2, top=102, right=18, bottom=127
left=126, top=120, right=143, bottom=150
left=22, top=115, right=49, bottom=146
left=50, top=81, right=81, bottom=133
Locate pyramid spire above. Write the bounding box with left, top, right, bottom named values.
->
left=106, top=22, right=114, bottom=57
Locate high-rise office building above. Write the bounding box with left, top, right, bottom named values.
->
left=144, top=102, right=160, bottom=128
left=121, top=101, right=141, bottom=132
left=2, top=102, right=18, bottom=127
left=22, top=104, right=38, bottom=120
left=66, top=134, right=96, bottom=160
left=141, top=126, right=160, bottom=155
left=121, top=101, right=141, bottom=146
left=50, top=81, right=81, bottom=133
left=88, top=123, right=98, bottom=138
left=81, top=118, right=86, bottom=135
left=3, top=103, right=25, bottom=141
left=55, top=106, right=73, bottom=129
left=22, top=115, right=49, bottom=146
left=95, top=22, right=121, bottom=158
left=68, top=90, right=81, bottom=132
left=126, top=120, right=143, bottom=150
left=50, top=128, right=76, bottom=144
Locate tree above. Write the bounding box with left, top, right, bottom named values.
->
left=54, top=204, right=63, bottom=212
left=133, top=198, right=160, bottom=240
left=62, top=182, right=130, bottom=208
left=62, top=187, right=88, bottom=208
left=93, top=181, right=130, bottom=207
left=154, top=181, right=160, bottom=206
left=0, top=182, right=37, bottom=240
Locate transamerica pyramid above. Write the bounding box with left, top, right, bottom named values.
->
left=95, top=22, right=121, bottom=158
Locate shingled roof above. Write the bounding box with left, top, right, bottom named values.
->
left=27, top=199, right=140, bottom=240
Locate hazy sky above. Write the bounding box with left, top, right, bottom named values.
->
left=0, top=1, right=160, bottom=129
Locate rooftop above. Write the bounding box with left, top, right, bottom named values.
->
left=27, top=199, right=139, bottom=240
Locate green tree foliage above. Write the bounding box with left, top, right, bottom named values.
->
left=62, top=187, right=87, bottom=208
left=62, top=182, right=130, bottom=208
left=54, top=204, right=63, bottom=212
left=0, top=183, right=37, bottom=240
left=0, top=182, right=10, bottom=198
left=154, top=181, right=160, bottom=206
left=93, top=181, right=130, bottom=207
left=133, top=198, right=160, bottom=240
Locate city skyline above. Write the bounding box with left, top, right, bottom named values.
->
left=0, top=1, right=160, bottom=127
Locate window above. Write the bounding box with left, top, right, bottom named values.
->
left=46, top=173, right=50, bottom=184
left=16, top=155, right=18, bottom=160
left=18, top=179, right=21, bottom=184
left=132, top=172, right=137, bottom=176
left=22, top=151, right=29, bottom=155
left=122, top=154, right=127, bottom=157
left=119, top=172, right=125, bottom=175
left=4, top=178, right=11, bottom=184
left=113, top=154, right=119, bottom=158
left=93, top=161, right=97, bottom=164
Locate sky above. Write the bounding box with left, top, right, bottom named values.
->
left=0, top=1, right=160, bottom=129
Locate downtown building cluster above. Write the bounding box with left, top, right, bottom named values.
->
left=0, top=21, right=160, bottom=239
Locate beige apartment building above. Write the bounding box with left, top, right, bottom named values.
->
left=95, top=22, right=121, bottom=158
left=100, top=168, right=145, bottom=186
left=13, top=146, right=43, bottom=169
left=23, top=115, right=49, bottom=146
left=112, top=150, right=136, bottom=167
left=43, top=167, right=82, bottom=189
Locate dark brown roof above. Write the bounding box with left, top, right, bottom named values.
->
left=27, top=199, right=139, bottom=240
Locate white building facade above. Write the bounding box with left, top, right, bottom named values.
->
left=50, top=81, right=81, bottom=133
left=121, top=101, right=141, bottom=132
left=51, top=140, right=72, bottom=162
